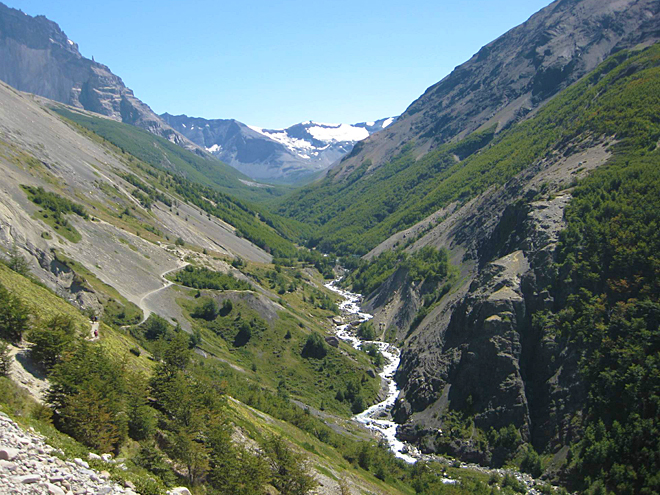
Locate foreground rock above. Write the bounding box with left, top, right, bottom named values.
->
left=0, top=412, right=134, bottom=495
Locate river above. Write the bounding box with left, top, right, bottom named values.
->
left=324, top=278, right=419, bottom=464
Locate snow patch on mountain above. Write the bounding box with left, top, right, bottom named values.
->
left=247, top=125, right=315, bottom=155
left=307, top=123, right=369, bottom=143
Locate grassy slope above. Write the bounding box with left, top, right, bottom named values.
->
left=50, top=107, right=305, bottom=256
left=278, top=45, right=660, bottom=255
left=52, top=107, right=291, bottom=204
left=0, top=264, right=152, bottom=373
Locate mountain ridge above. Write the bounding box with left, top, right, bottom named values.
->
left=161, top=113, right=396, bottom=184
left=0, top=2, right=203, bottom=155
left=327, top=0, right=660, bottom=182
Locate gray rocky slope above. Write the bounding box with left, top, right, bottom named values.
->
left=332, top=0, right=660, bottom=181
left=0, top=411, right=131, bottom=495
left=0, top=2, right=199, bottom=154
left=161, top=114, right=396, bottom=183
left=0, top=79, right=270, bottom=328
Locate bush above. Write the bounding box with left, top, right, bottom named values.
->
left=192, top=298, right=218, bottom=321
left=357, top=321, right=376, bottom=340
left=47, top=340, right=128, bottom=453
left=140, top=314, right=173, bottom=340
left=264, top=435, right=317, bottom=495
left=233, top=322, right=252, bottom=347
left=4, top=244, right=30, bottom=276
left=351, top=395, right=367, bottom=414
left=301, top=333, right=327, bottom=359
left=520, top=444, right=543, bottom=478
left=174, top=265, right=251, bottom=291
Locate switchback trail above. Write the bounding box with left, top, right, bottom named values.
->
left=138, top=262, right=189, bottom=324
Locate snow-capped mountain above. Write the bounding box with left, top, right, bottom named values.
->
left=160, top=114, right=396, bottom=184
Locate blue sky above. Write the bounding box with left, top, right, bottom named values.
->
left=11, top=0, right=551, bottom=128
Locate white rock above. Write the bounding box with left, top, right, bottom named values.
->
left=88, top=453, right=102, bottom=461
left=169, top=488, right=192, bottom=495
left=17, top=473, right=40, bottom=483
left=0, top=459, right=17, bottom=471
left=100, top=454, right=113, bottom=463
left=73, top=458, right=89, bottom=469
left=0, top=447, right=20, bottom=461
left=46, top=482, right=66, bottom=495
left=96, top=487, right=113, bottom=494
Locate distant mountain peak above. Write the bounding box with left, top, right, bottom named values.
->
left=160, top=114, right=397, bottom=183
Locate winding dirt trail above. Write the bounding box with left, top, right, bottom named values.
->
left=138, top=262, right=189, bottom=324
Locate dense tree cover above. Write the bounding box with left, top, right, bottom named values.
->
left=521, top=47, right=660, bottom=494
left=0, top=282, right=30, bottom=342
left=278, top=46, right=660, bottom=256
left=535, top=153, right=660, bottom=494
left=344, top=246, right=450, bottom=297
left=172, top=265, right=251, bottom=291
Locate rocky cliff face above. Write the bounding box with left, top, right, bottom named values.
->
left=161, top=114, right=395, bottom=183
left=365, top=135, right=615, bottom=463
left=0, top=2, right=194, bottom=151
left=331, top=0, right=660, bottom=181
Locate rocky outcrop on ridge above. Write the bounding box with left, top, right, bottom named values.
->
left=0, top=2, right=196, bottom=152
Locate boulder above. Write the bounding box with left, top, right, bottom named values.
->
left=0, top=447, right=19, bottom=461
left=46, top=482, right=65, bottom=495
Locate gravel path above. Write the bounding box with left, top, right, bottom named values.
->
left=0, top=412, right=134, bottom=495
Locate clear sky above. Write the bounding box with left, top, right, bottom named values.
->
left=10, top=0, right=551, bottom=129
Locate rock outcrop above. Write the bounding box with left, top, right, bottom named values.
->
left=366, top=135, right=615, bottom=462
left=0, top=2, right=196, bottom=152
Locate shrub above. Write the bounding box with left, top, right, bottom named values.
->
left=301, top=333, right=327, bottom=359
left=192, top=298, right=218, bottom=321
left=357, top=321, right=376, bottom=340
left=264, top=435, right=317, bottom=495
